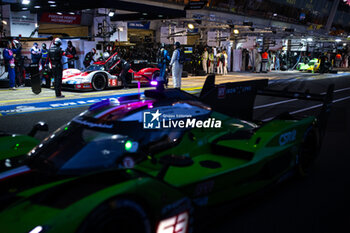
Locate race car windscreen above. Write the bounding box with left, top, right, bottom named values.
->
left=85, top=64, right=105, bottom=72
left=27, top=122, right=139, bottom=175
left=26, top=120, right=186, bottom=175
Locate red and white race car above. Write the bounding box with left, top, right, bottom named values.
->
left=62, top=52, right=161, bottom=91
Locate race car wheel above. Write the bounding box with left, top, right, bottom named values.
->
left=152, top=71, right=160, bottom=81
left=92, top=73, right=107, bottom=91
left=78, top=199, right=152, bottom=233
left=297, top=126, right=320, bottom=177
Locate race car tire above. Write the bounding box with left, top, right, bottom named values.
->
left=92, top=73, right=107, bottom=91
left=151, top=70, right=160, bottom=81
left=78, top=198, right=152, bottom=233
left=297, top=126, right=320, bottom=177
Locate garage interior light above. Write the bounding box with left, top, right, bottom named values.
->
left=50, top=4, right=56, bottom=7
left=22, top=0, right=30, bottom=5
left=108, top=11, right=115, bottom=17
left=1, top=20, right=7, bottom=25
left=34, top=5, right=41, bottom=8
left=335, top=39, right=342, bottom=42
left=48, top=1, right=55, bottom=3
left=57, top=12, right=62, bottom=15
left=307, top=38, right=313, bottom=42
left=187, top=23, right=195, bottom=30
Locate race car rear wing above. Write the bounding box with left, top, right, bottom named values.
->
left=200, top=74, right=268, bottom=121
left=199, top=74, right=334, bottom=126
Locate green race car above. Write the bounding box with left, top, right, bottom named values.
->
left=0, top=122, right=48, bottom=171
left=297, top=58, right=320, bottom=72
left=0, top=75, right=334, bottom=233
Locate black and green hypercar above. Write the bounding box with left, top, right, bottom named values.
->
left=0, top=122, right=48, bottom=171
left=0, top=75, right=334, bottom=233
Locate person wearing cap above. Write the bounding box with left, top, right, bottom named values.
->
left=30, top=42, right=41, bottom=64
left=49, top=38, right=65, bottom=98
left=169, top=41, right=183, bottom=89
left=65, top=41, right=77, bottom=68
left=83, top=48, right=97, bottom=68
left=3, top=40, right=17, bottom=90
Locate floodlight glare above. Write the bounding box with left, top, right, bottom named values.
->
left=187, top=23, right=195, bottom=30
left=233, top=29, right=239, bottom=34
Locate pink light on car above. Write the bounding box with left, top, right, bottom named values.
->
left=150, top=80, right=158, bottom=86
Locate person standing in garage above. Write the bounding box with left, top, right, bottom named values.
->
left=202, top=47, right=208, bottom=74
left=261, top=50, right=269, bottom=73
left=3, top=40, right=17, bottom=90
left=170, top=41, right=184, bottom=89
left=157, top=43, right=170, bottom=84
left=208, top=49, right=215, bottom=73
left=49, top=38, right=65, bottom=98
left=30, top=42, right=41, bottom=64
left=65, top=41, right=77, bottom=68
left=115, top=56, right=131, bottom=89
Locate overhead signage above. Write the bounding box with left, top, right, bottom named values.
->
left=185, top=1, right=208, bottom=10
left=40, top=13, right=81, bottom=25
left=127, top=21, right=150, bottom=29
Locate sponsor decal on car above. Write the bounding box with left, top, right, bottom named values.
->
left=279, top=129, right=297, bottom=146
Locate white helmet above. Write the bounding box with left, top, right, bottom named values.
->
left=12, top=39, right=21, bottom=49
left=103, top=52, right=110, bottom=60
left=54, top=38, right=62, bottom=46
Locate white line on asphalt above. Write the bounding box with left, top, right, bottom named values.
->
left=255, top=86, right=350, bottom=109
left=321, top=86, right=350, bottom=94
left=262, top=95, right=350, bottom=121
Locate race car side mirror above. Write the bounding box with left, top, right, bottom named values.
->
left=28, top=122, right=49, bottom=137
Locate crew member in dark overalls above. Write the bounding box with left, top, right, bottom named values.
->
left=157, top=43, right=170, bottom=85
left=83, top=48, right=96, bottom=68
left=49, top=38, right=65, bottom=98
left=65, top=41, right=76, bottom=68
left=115, top=56, right=130, bottom=89
left=13, top=40, right=24, bottom=87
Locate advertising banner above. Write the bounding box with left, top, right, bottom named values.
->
left=40, top=13, right=81, bottom=25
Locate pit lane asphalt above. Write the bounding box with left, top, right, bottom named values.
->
left=0, top=72, right=349, bottom=233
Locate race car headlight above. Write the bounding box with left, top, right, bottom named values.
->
left=156, top=211, right=189, bottom=233
left=28, top=226, right=46, bottom=233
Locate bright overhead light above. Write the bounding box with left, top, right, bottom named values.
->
left=22, top=7, right=28, bottom=10
left=1, top=20, right=7, bottom=25
left=187, top=23, right=194, bottom=30
left=118, top=27, right=124, bottom=32
left=22, top=0, right=30, bottom=5
left=158, top=15, right=163, bottom=17
left=343, top=43, right=347, bottom=46
left=48, top=1, right=55, bottom=3
left=34, top=5, right=41, bottom=8
left=335, top=38, right=342, bottom=42
left=234, top=29, right=239, bottom=34
left=69, top=12, right=75, bottom=15
left=50, top=4, right=56, bottom=7
left=108, top=11, right=115, bottom=17
left=57, top=12, right=62, bottom=15
left=142, top=12, right=148, bottom=16
left=307, top=37, right=313, bottom=42
left=273, top=13, right=277, bottom=17
left=22, top=15, right=27, bottom=18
